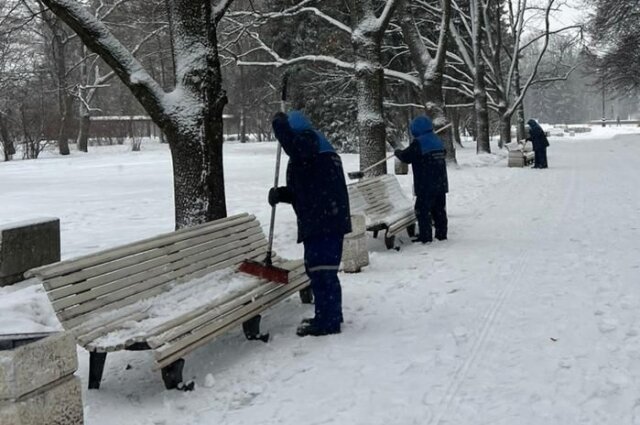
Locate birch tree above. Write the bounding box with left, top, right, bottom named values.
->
left=39, top=0, right=234, bottom=228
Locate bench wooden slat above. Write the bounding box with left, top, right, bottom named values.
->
left=153, top=274, right=309, bottom=369
left=124, top=264, right=306, bottom=349
left=46, top=221, right=261, bottom=292
left=146, top=266, right=307, bottom=348
left=76, top=312, right=150, bottom=346
left=61, top=247, right=269, bottom=331
left=27, top=213, right=254, bottom=279
left=57, top=239, right=269, bottom=323
left=50, top=226, right=264, bottom=305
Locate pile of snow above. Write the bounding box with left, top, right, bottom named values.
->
left=0, top=280, right=60, bottom=334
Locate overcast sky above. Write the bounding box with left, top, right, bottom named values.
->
left=549, top=0, right=592, bottom=29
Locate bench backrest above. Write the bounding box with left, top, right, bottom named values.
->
left=26, top=213, right=268, bottom=330
left=350, top=175, right=413, bottom=219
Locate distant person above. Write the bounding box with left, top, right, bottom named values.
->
left=270, top=110, right=351, bottom=337
left=394, top=115, right=448, bottom=243
left=617, top=116, right=621, bottom=127
left=526, top=119, right=549, bottom=169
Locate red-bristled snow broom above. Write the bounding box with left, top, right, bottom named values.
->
left=238, top=74, right=291, bottom=284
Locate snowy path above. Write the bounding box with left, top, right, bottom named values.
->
left=2, top=134, right=640, bottom=424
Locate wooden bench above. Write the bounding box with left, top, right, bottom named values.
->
left=348, top=174, right=416, bottom=249
left=25, top=213, right=311, bottom=390
left=506, top=141, right=535, bottom=167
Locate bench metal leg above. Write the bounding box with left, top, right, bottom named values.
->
left=89, top=352, right=107, bottom=390
left=384, top=234, right=396, bottom=250
left=299, top=287, right=314, bottom=304
left=242, top=315, right=269, bottom=343
left=372, top=230, right=379, bottom=239
left=161, top=358, right=185, bottom=390
left=406, top=223, right=416, bottom=238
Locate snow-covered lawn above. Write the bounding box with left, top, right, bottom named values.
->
left=1, top=127, right=640, bottom=424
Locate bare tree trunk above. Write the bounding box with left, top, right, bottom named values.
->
left=513, top=63, right=526, bottom=140
left=48, top=15, right=72, bottom=156
left=450, top=108, right=462, bottom=147
left=499, top=108, right=511, bottom=147
left=0, top=114, right=16, bottom=161
left=57, top=89, right=73, bottom=155
left=77, top=110, right=90, bottom=152
left=76, top=44, right=90, bottom=152
left=472, top=0, right=490, bottom=153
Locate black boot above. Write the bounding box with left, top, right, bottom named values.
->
left=301, top=316, right=343, bottom=325
left=296, top=322, right=341, bottom=337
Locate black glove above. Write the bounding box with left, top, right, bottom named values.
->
left=267, top=187, right=284, bottom=207
left=394, top=149, right=403, bottom=158
left=268, top=187, right=291, bottom=207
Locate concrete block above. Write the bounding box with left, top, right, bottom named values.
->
left=342, top=215, right=369, bottom=273
left=0, top=332, right=77, bottom=400
left=0, top=376, right=83, bottom=425
left=0, top=218, right=60, bottom=286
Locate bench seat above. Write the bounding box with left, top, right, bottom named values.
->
left=26, top=213, right=311, bottom=390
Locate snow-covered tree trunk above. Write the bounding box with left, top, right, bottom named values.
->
left=399, top=0, right=456, bottom=163
left=40, top=0, right=232, bottom=229
left=352, top=33, right=387, bottom=176
left=349, top=0, right=399, bottom=177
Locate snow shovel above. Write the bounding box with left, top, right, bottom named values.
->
left=347, top=122, right=453, bottom=180
left=238, top=74, right=291, bottom=284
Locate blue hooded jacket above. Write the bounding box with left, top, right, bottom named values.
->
left=272, top=111, right=351, bottom=243
left=526, top=119, right=550, bottom=150
left=395, top=116, right=449, bottom=196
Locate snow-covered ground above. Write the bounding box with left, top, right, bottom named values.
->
left=1, top=126, right=640, bottom=425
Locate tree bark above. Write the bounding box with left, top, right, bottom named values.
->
left=472, top=0, right=490, bottom=153
left=499, top=108, right=511, bottom=147
left=352, top=36, right=387, bottom=177
left=513, top=62, right=526, bottom=141
left=77, top=106, right=90, bottom=152
left=47, top=14, right=72, bottom=155
left=450, top=108, right=462, bottom=147
left=0, top=114, right=16, bottom=161
left=350, top=13, right=387, bottom=177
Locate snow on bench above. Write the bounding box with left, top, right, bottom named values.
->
left=24, top=213, right=311, bottom=391
left=505, top=141, right=535, bottom=167
left=348, top=174, right=416, bottom=249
